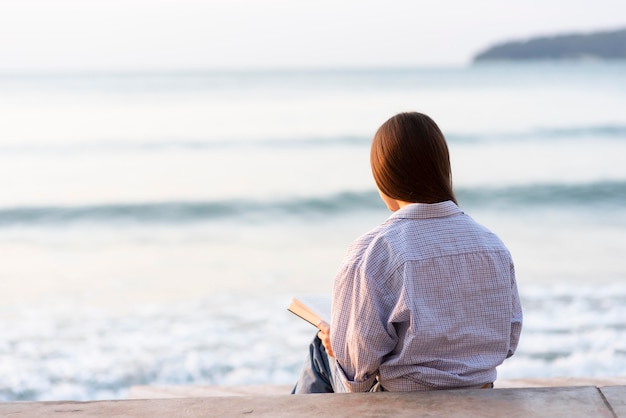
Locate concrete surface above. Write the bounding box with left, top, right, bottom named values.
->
left=602, top=386, right=626, bottom=417
left=1, top=386, right=624, bottom=418
left=125, top=376, right=626, bottom=398
left=128, top=384, right=293, bottom=399
left=495, top=376, right=626, bottom=388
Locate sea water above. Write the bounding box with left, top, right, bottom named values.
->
left=0, top=63, right=625, bottom=401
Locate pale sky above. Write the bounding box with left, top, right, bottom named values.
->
left=1, top=0, right=625, bottom=72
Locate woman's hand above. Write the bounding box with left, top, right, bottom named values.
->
left=317, top=321, right=334, bottom=357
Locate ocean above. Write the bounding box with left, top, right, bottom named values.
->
left=0, top=63, right=625, bottom=401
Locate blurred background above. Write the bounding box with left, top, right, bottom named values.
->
left=0, top=0, right=625, bottom=401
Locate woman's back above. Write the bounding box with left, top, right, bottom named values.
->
left=332, top=201, right=522, bottom=391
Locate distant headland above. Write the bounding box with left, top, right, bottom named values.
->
left=473, top=27, right=626, bottom=62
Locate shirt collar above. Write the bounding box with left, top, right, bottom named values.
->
left=387, top=200, right=462, bottom=221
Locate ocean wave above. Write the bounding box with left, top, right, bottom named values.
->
left=2, top=284, right=626, bottom=401
left=0, top=181, right=624, bottom=226
left=0, top=136, right=370, bottom=154
left=456, top=180, right=626, bottom=208
left=1, top=124, right=624, bottom=154
left=0, top=191, right=382, bottom=226
left=533, top=124, right=626, bottom=139
left=448, top=124, right=626, bottom=144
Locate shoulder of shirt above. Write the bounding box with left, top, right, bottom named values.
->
left=348, top=202, right=456, bottom=250
left=345, top=215, right=409, bottom=263
left=350, top=201, right=510, bottom=263
left=347, top=223, right=387, bottom=252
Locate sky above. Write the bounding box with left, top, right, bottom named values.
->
left=0, top=0, right=625, bottom=72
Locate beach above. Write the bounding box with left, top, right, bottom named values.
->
left=0, top=63, right=625, bottom=401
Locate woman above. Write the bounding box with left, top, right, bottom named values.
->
left=292, top=112, right=522, bottom=393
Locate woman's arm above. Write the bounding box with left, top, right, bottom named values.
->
left=330, top=247, right=399, bottom=392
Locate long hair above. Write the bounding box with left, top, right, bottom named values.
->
left=370, top=112, right=457, bottom=204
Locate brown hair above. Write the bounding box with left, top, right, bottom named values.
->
left=370, top=112, right=457, bottom=204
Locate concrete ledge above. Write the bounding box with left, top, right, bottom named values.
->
left=1, top=386, right=624, bottom=417
left=602, top=386, right=626, bottom=417
left=128, top=384, right=293, bottom=399
left=495, top=376, right=626, bottom=388
left=126, top=376, right=626, bottom=398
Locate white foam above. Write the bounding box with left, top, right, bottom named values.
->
left=1, top=285, right=626, bottom=401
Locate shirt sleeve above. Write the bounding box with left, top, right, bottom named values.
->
left=507, top=263, right=523, bottom=358
left=330, top=238, right=399, bottom=392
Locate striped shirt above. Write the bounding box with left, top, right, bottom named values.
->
left=330, top=201, right=522, bottom=392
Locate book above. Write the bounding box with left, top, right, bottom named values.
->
left=287, top=295, right=331, bottom=329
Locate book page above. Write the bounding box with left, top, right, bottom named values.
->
left=288, top=295, right=331, bottom=328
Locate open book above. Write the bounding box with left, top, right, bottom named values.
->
left=287, top=296, right=331, bottom=329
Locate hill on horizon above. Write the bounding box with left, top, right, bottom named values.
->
left=473, top=27, right=626, bottom=62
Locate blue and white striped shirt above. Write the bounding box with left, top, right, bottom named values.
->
left=331, top=201, right=522, bottom=392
